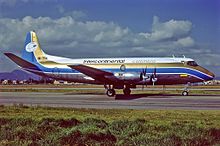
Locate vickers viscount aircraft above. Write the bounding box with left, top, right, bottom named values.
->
left=4, top=31, right=214, bottom=96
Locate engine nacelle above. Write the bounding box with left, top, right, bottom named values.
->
left=114, top=72, right=141, bottom=81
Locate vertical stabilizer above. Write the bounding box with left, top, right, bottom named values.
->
left=22, top=31, right=47, bottom=63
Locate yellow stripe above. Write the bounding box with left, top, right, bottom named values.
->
left=32, top=32, right=47, bottom=62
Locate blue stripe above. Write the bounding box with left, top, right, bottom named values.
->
left=33, top=63, right=211, bottom=81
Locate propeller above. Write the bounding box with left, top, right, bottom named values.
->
left=140, top=66, right=158, bottom=87
left=140, top=67, right=148, bottom=81
left=151, top=67, right=157, bottom=86
left=140, top=66, right=149, bottom=90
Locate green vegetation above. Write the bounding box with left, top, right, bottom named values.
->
left=0, top=105, right=220, bottom=145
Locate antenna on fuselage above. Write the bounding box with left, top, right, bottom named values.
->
left=172, top=55, right=175, bottom=58
left=182, top=55, right=185, bottom=58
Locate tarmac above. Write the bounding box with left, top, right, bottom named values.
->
left=1, top=92, right=220, bottom=110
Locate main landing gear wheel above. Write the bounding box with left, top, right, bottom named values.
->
left=123, top=88, right=131, bottom=96
left=106, top=89, right=116, bottom=97
left=182, top=91, right=189, bottom=96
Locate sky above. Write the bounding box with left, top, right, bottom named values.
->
left=0, top=0, right=219, bottom=76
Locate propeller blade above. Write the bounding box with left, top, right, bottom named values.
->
left=154, top=67, right=156, bottom=77
left=140, top=72, right=143, bottom=81
left=140, top=66, right=149, bottom=83
left=145, top=66, right=147, bottom=76
left=151, top=67, right=157, bottom=86
left=143, top=69, right=146, bottom=76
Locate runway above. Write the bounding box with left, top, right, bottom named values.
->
left=0, top=92, right=220, bottom=110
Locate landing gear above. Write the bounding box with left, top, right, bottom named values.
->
left=182, top=82, right=190, bottom=96
left=105, top=85, right=116, bottom=97
left=182, top=91, right=189, bottom=96
left=104, top=84, right=132, bottom=97
left=123, top=87, right=131, bottom=96
left=106, top=89, right=116, bottom=97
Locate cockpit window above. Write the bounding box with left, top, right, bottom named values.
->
left=187, top=61, right=198, bottom=66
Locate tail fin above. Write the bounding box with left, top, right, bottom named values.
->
left=22, top=31, right=47, bottom=63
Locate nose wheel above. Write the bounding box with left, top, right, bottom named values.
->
left=182, top=91, right=189, bottom=96
left=182, top=82, right=190, bottom=96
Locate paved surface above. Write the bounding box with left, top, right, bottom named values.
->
left=2, top=87, right=220, bottom=91
left=0, top=92, right=220, bottom=110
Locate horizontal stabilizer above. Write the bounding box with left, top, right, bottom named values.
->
left=4, top=53, right=39, bottom=70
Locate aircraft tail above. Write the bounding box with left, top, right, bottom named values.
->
left=22, top=31, right=47, bottom=63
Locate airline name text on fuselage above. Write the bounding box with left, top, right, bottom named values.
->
left=132, top=60, right=156, bottom=63
left=83, top=59, right=159, bottom=64
left=83, top=59, right=125, bottom=64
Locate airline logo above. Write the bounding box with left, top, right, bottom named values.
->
left=25, top=42, right=38, bottom=52
left=180, top=74, right=188, bottom=78
left=83, top=59, right=125, bottom=64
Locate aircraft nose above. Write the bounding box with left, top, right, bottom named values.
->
left=200, top=66, right=215, bottom=80
left=210, top=71, right=215, bottom=79
left=206, top=70, right=215, bottom=80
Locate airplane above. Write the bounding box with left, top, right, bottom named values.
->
left=4, top=31, right=215, bottom=97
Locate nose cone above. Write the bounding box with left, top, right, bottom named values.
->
left=197, top=66, right=215, bottom=81
left=209, top=71, right=215, bottom=79
left=205, top=69, right=215, bottom=81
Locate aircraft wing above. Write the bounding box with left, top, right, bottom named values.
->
left=68, top=64, right=116, bottom=82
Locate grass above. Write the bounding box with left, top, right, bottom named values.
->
left=0, top=105, right=220, bottom=145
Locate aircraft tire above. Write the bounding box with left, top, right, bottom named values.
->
left=106, top=89, right=116, bottom=97
left=182, top=91, right=189, bottom=96
left=123, top=88, right=131, bottom=96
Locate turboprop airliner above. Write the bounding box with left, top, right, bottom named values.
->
left=4, top=31, right=214, bottom=96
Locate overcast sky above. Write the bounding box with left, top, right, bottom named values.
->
left=0, top=0, right=219, bottom=76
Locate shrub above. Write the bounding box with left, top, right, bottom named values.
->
left=161, top=134, right=182, bottom=146
left=37, top=118, right=59, bottom=133
left=83, top=130, right=116, bottom=145
left=60, top=128, right=116, bottom=145
left=110, top=119, right=145, bottom=137
left=39, top=117, right=81, bottom=128
left=187, top=136, right=211, bottom=146
left=59, top=118, right=116, bottom=145
left=208, top=128, right=220, bottom=141
left=12, top=118, right=35, bottom=127
left=60, top=130, right=82, bottom=145
left=56, top=118, right=81, bottom=128
left=207, top=128, right=220, bottom=145
left=0, top=118, right=12, bottom=125
left=14, top=126, right=42, bottom=141
left=83, top=118, right=108, bottom=129
left=0, top=124, right=15, bottom=140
